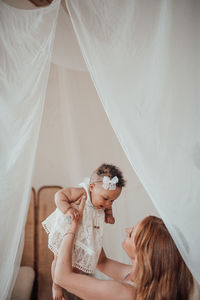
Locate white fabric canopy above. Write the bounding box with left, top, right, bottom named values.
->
left=0, top=1, right=60, bottom=298
left=52, top=5, right=87, bottom=71
left=66, top=0, right=200, bottom=284
left=0, top=0, right=200, bottom=299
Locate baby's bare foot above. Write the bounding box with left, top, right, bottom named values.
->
left=52, top=283, right=65, bottom=300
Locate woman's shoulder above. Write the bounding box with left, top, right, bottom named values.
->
left=110, top=279, right=136, bottom=300
left=89, top=277, right=136, bottom=300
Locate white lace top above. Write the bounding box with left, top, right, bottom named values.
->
left=42, top=178, right=105, bottom=274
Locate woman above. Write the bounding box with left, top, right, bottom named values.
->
left=54, top=196, right=194, bottom=300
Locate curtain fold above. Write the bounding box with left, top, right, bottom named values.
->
left=66, top=0, right=200, bottom=283
left=0, top=1, right=60, bottom=298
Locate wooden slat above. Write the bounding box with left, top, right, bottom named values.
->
left=36, top=186, right=62, bottom=300
left=21, top=188, right=36, bottom=268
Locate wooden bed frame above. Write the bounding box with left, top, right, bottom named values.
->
left=22, top=186, right=62, bottom=300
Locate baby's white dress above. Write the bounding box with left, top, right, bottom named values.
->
left=42, top=178, right=105, bottom=274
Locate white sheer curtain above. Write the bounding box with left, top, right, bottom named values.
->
left=0, top=1, right=60, bottom=299
left=66, top=0, right=200, bottom=284
left=1, top=0, right=200, bottom=298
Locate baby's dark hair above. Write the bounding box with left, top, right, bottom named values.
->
left=90, top=163, right=126, bottom=187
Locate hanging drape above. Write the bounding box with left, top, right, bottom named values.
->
left=1, top=0, right=200, bottom=298
left=66, top=0, right=200, bottom=284
left=0, top=1, right=60, bottom=299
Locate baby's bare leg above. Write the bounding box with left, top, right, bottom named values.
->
left=51, top=256, right=65, bottom=300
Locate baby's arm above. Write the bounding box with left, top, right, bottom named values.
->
left=104, top=207, right=115, bottom=224
left=55, top=187, right=86, bottom=221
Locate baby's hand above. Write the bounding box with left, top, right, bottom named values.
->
left=65, top=207, right=80, bottom=223
left=105, top=215, right=115, bottom=224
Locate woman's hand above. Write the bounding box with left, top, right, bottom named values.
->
left=66, top=195, right=86, bottom=231
left=65, top=207, right=80, bottom=223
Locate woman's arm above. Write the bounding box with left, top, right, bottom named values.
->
left=54, top=197, right=135, bottom=300
left=97, top=248, right=133, bottom=281
left=55, top=270, right=135, bottom=300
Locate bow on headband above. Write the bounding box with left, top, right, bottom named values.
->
left=102, top=176, right=119, bottom=190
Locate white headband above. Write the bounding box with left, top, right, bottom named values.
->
left=102, top=176, right=119, bottom=190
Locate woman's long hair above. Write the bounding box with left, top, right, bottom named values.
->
left=134, top=216, right=193, bottom=300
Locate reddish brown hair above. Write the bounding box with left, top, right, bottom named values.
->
left=134, top=216, right=193, bottom=300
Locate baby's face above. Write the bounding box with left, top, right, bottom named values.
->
left=89, top=183, right=122, bottom=209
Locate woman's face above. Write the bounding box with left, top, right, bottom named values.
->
left=122, top=222, right=140, bottom=260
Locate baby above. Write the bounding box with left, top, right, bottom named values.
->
left=42, top=163, right=126, bottom=300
